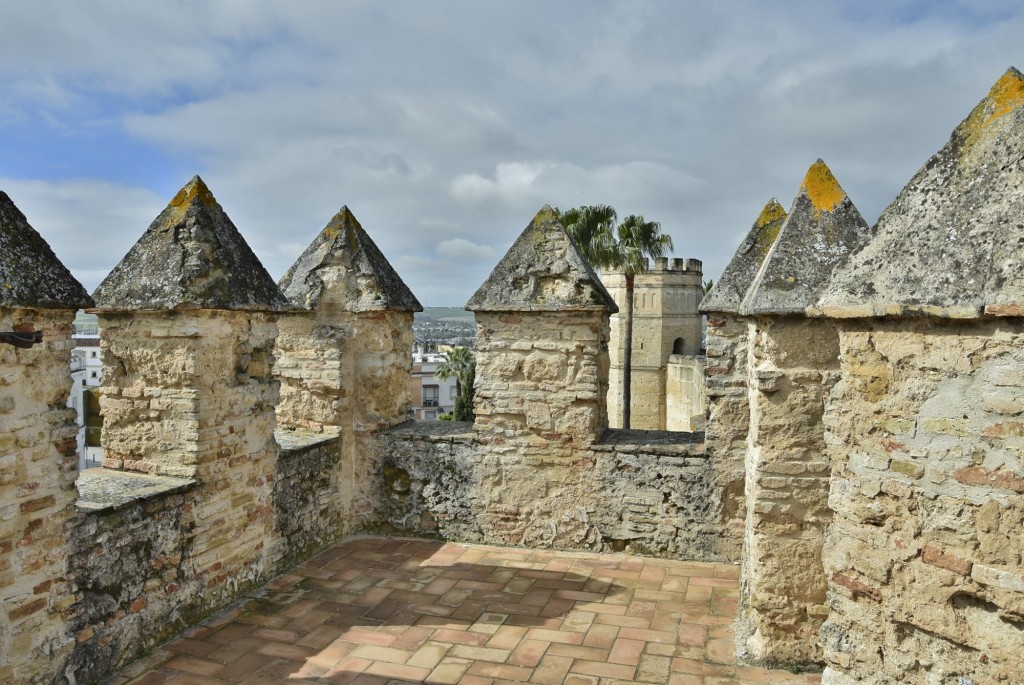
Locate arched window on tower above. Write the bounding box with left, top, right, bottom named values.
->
left=672, top=337, right=685, bottom=355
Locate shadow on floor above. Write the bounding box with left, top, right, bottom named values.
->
left=107, top=536, right=819, bottom=685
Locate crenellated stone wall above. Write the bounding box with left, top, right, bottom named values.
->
left=604, top=257, right=705, bottom=430
left=67, top=430, right=343, bottom=682
left=69, top=470, right=198, bottom=683
left=4, top=66, right=1024, bottom=685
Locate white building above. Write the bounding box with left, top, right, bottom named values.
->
left=410, top=352, right=458, bottom=420
left=71, top=333, right=104, bottom=469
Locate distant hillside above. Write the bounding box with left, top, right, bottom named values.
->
left=415, top=307, right=474, bottom=323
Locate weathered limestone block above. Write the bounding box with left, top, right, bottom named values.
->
left=736, top=160, right=870, bottom=667
left=816, top=67, right=1024, bottom=685
left=474, top=311, right=610, bottom=443
left=821, top=320, right=1024, bottom=684
left=703, top=313, right=749, bottom=560
left=91, top=175, right=288, bottom=624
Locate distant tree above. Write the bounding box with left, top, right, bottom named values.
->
left=703, top=278, right=714, bottom=294
left=557, top=207, right=674, bottom=429
left=435, top=346, right=476, bottom=422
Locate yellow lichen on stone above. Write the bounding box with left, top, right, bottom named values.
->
left=986, top=68, right=1024, bottom=124
left=170, top=177, right=217, bottom=209
left=756, top=199, right=787, bottom=229
left=800, top=161, right=845, bottom=215
left=959, top=67, right=1024, bottom=159
left=755, top=199, right=786, bottom=257
left=532, top=205, right=560, bottom=225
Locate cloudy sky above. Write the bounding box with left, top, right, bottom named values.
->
left=1, top=1, right=1020, bottom=306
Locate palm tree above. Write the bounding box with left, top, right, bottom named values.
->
left=435, top=346, right=476, bottom=422
left=558, top=204, right=618, bottom=267
left=558, top=207, right=673, bottom=429
left=614, top=215, right=673, bottom=428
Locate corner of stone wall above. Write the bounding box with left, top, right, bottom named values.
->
left=0, top=307, right=81, bottom=685
left=702, top=312, right=749, bottom=561
left=738, top=316, right=838, bottom=668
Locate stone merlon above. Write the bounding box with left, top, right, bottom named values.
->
left=92, top=176, right=290, bottom=312
left=814, top=67, right=1024, bottom=319
left=278, top=205, right=422, bottom=313
left=466, top=206, right=618, bottom=313
left=0, top=191, right=92, bottom=309
left=699, top=198, right=786, bottom=314
left=741, top=160, right=871, bottom=316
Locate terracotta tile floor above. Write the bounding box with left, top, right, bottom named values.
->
left=105, top=537, right=822, bottom=685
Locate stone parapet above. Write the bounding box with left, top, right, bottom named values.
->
left=368, top=422, right=725, bottom=559
left=820, top=319, right=1024, bottom=684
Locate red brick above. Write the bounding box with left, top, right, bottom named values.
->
left=525, top=628, right=584, bottom=645
left=954, top=465, right=1024, bottom=493
left=831, top=572, right=882, bottom=602
left=608, top=637, right=645, bottom=665
left=921, top=545, right=974, bottom=576
left=508, top=639, right=549, bottom=667
left=570, top=658, right=636, bottom=680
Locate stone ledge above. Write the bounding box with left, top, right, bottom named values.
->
left=76, top=468, right=196, bottom=513
left=595, top=428, right=705, bottom=447
left=275, top=427, right=340, bottom=452
left=383, top=419, right=476, bottom=439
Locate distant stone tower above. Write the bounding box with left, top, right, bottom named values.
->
left=602, top=257, right=704, bottom=430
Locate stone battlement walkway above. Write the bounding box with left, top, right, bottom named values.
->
left=106, top=537, right=822, bottom=685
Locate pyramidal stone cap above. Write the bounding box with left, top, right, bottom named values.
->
left=814, top=67, right=1024, bottom=318
left=278, top=205, right=422, bottom=313
left=740, top=160, right=871, bottom=316
left=0, top=191, right=92, bottom=309
left=466, top=206, right=618, bottom=313
left=699, top=198, right=786, bottom=314
left=92, top=176, right=290, bottom=311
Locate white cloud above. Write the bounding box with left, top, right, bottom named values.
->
left=1, top=1, right=1023, bottom=304
left=435, top=239, right=497, bottom=262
